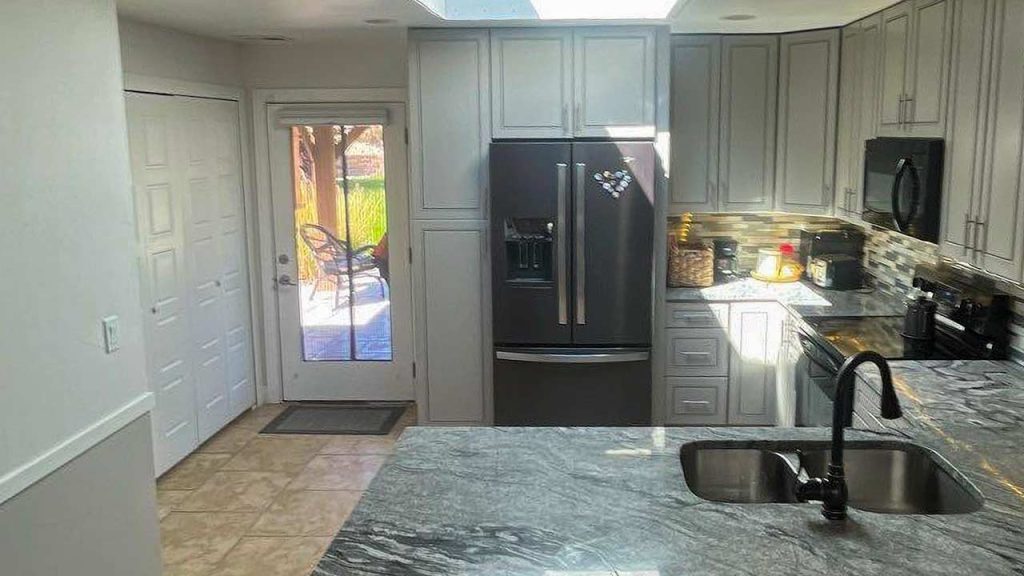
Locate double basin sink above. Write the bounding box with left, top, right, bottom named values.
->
left=680, top=440, right=983, bottom=515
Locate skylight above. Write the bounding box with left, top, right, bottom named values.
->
left=415, top=0, right=683, bottom=21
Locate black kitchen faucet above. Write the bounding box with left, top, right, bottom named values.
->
left=794, top=351, right=904, bottom=520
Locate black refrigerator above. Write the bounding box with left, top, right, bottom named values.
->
left=490, top=141, right=654, bottom=425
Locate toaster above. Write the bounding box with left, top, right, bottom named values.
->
left=808, top=254, right=863, bottom=290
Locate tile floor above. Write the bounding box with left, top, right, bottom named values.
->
left=156, top=403, right=415, bottom=576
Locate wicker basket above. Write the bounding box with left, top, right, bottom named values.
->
left=668, top=239, right=714, bottom=288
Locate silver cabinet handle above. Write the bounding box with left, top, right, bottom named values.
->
left=973, top=220, right=986, bottom=257
left=496, top=350, right=650, bottom=364
left=678, top=351, right=713, bottom=364
left=574, top=162, right=586, bottom=325
left=561, top=104, right=569, bottom=136
left=904, top=95, right=914, bottom=125
left=574, top=102, right=582, bottom=135
left=556, top=162, right=569, bottom=325
left=964, top=215, right=975, bottom=254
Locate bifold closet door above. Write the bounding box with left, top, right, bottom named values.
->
left=127, top=93, right=255, bottom=476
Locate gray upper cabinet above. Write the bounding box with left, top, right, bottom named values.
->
left=669, top=35, right=721, bottom=213
left=409, top=29, right=491, bottom=220
left=574, top=27, right=657, bottom=138
left=834, top=14, right=882, bottom=219
left=719, top=36, right=778, bottom=212
left=835, top=24, right=864, bottom=217
left=775, top=29, right=839, bottom=215
left=878, top=0, right=951, bottom=137
left=941, top=0, right=1024, bottom=281
left=490, top=29, right=573, bottom=139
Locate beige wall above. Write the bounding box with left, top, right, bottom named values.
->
left=119, top=17, right=243, bottom=85
left=0, top=416, right=162, bottom=576
left=241, top=28, right=408, bottom=88
left=0, top=0, right=152, bottom=502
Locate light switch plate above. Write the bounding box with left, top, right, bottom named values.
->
left=102, top=315, right=120, bottom=353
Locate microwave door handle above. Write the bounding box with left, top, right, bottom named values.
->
left=891, top=158, right=911, bottom=232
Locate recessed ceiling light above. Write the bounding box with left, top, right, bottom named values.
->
left=364, top=18, right=398, bottom=25
left=721, top=14, right=757, bottom=21
left=231, top=34, right=294, bottom=44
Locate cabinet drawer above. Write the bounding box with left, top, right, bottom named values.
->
left=666, top=377, right=728, bottom=425
left=665, top=303, right=729, bottom=329
left=665, top=328, right=729, bottom=377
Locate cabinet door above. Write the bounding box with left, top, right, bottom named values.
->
left=491, top=29, right=573, bottom=139
left=409, top=30, right=491, bottom=219
left=776, top=29, right=839, bottom=215
left=728, top=303, right=783, bottom=425
left=854, top=13, right=883, bottom=212
left=412, top=220, right=492, bottom=424
left=669, top=35, right=721, bottom=213
left=835, top=25, right=863, bottom=217
left=879, top=2, right=912, bottom=131
left=719, top=36, right=778, bottom=212
left=977, top=0, right=1024, bottom=280
left=941, top=0, right=993, bottom=262
left=906, top=0, right=951, bottom=132
left=573, top=27, right=656, bottom=138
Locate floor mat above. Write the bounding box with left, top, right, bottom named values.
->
left=261, top=404, right=406, bottom=435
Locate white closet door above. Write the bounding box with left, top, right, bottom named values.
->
left=127, top=93, right=197, bottom=476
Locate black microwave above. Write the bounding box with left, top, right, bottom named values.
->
left=862, top=137, right=944, bottom=243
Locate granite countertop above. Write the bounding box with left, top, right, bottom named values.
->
left=313, top=360, right=1024, bottom=576
left=666, top=277, right=905, bottom=318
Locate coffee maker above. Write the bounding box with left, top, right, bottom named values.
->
left=713, top=239, right=739, bottom=283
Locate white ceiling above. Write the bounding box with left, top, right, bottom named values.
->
left=671, top=0, right=900, bottom=33
left=115, top=0, right=900, bottom=41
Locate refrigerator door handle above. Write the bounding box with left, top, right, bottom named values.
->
left=556, top=162, right=569, bottom=325
left=574, top=162, right=586, bottom=325
left=495, top=349, right=650, bottom=364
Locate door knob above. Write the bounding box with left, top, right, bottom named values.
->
left=277, top=274, right=297, bottom=286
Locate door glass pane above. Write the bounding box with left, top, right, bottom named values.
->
left=290, top=124, right=392, bottom=361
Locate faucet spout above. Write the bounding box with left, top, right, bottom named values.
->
left=795, top=350, right=903, bottom=520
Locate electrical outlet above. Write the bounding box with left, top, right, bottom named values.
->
left=102, top=315, right=120, bottom=353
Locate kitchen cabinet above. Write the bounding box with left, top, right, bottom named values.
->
left=775, top=29, right=839, bottom=215
left=941, top=0, right=1024, bottom=281
left=490, top=27, right=656, bottom=139
left=669, top=34, right=777, bottom=213
left=666, top=377, right=728, bottom=425
left=664, top=328, right=730, bottom=377
left=490, top=29, right=573, bottom=138
left=718, top=36, right=779, bottom=212
left=669, top=35, right=720, bottom=213
left=411, top=220, right=493, bottom=424
left=834, top=14, right=883, bottom=218
left=727, top=303, right=783, bottom=425
left=574, top=27, right=657, bottom=138
left=409, top=29, right=491, bottom=220
left=878, top=0, right=952, bottom=137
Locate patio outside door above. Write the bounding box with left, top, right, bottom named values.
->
left=268, top=103, right=413, bottom=400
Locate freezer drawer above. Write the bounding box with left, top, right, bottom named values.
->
left=493, top=347, right=651, bottom=425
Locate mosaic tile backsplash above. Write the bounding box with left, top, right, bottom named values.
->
left=668, top=213, right=1024, bottom=360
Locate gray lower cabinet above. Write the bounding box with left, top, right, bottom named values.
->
left=662, top=302, right=782, bottom=425
left=411, top=220, right=493, bottom=424
left=727, top=303, right=783, bottom=425
left=775, top=29, right=840, bottom=215
left=941, top=0, right=1024, bottom=281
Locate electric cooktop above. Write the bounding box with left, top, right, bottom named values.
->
left=800, top=315, right=991, bottom=362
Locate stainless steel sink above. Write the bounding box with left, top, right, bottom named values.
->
left=800, top=442, right=984, bottom=514
left=680, top=440, right=983, bottom=514
left=679, top=443, right=798, bottom=504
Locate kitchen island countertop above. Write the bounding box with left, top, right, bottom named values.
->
left=312, top=359, right=1024, bottom=576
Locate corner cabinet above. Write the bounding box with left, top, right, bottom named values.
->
left=834, top=14, right=883, bottom=219
left=409, top=29, right=491, bottom=220
left=491, top=27, right=656, bottom=139
left=877, top=0, right=952, bottom=137
left=727, top=303, right=783, bottom=425
left=669, top=35, right=779, bottom=213
left=411, top=220, right=493, bottom=425
left=941, top=0, right=1024, bottom=280
left=775, top=29, right=840, bottom=215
